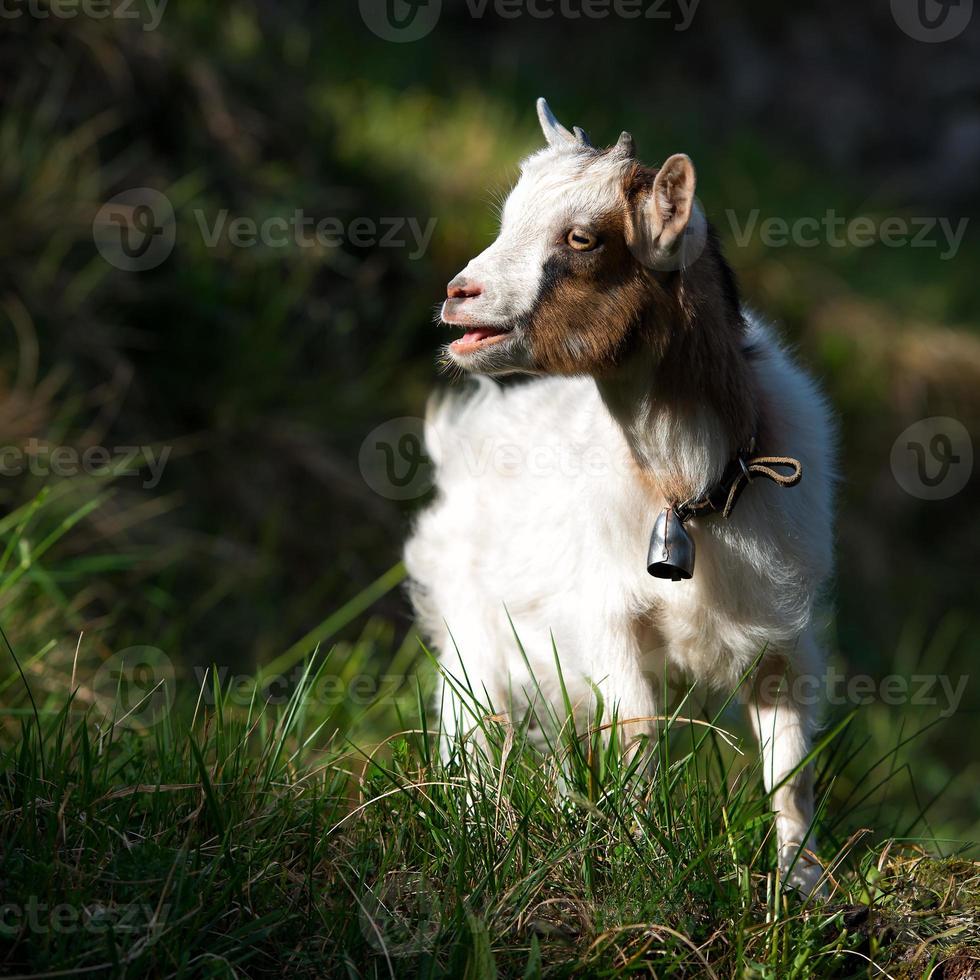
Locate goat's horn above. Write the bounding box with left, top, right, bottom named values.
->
left=613, top=131, right=636, bottom=159
left=537, top=97, right=575, bottom=147
left=573, top=126, right=593, bottom=148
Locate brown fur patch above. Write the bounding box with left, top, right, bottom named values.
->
left=526, top=208, right=666, bottom=375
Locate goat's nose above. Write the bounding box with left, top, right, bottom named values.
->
left=447, top=277, right=483, bottom=300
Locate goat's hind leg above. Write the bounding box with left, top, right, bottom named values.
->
left=747, top=633, right=826, bottom=897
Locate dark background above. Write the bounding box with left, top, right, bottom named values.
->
left=1, top=0, right=978, bottom=838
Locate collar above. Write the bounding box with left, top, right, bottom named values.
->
left=675, top=447, right=803, bottom=523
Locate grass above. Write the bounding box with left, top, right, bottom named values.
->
left=2, top=603, right=979, bottom=979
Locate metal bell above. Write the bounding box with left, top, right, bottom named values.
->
left=646, top=507, right=695, bottom=581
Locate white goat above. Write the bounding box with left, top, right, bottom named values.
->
left=405, top=99, right=836, bottom=895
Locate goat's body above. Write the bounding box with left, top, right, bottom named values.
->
left=412, top=100, right=838, bottom=893
left=407, top=316, right=833, bottom=733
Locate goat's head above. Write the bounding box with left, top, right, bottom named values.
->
left=440, top=98, right=709, bottom=376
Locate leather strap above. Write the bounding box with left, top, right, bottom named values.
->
left=674, top=453, right=802, bottom=523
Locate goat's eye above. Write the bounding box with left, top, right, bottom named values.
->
left=566, top=228, right=599, bottom=252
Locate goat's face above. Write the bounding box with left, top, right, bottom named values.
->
left=440, top=99, right=706, bottom=376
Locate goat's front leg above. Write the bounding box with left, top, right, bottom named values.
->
left=747, top=637, right=826, bottom=897
left=590, top=644, right=660, bottom=761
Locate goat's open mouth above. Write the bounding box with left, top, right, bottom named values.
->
left=448, top=326, right=514, bottom=355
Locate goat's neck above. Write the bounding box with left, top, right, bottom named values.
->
left=596, top=293, right=757, bottom=504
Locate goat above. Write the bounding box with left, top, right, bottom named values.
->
left=404, top=99, right=836, bottom=895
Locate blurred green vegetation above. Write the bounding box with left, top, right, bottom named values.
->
left=0, top=1, right=978, bottom=849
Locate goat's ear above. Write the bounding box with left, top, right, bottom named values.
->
left=652, top=154, right=697, bottom=249
left=629, top=153, right=706, bottom=271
